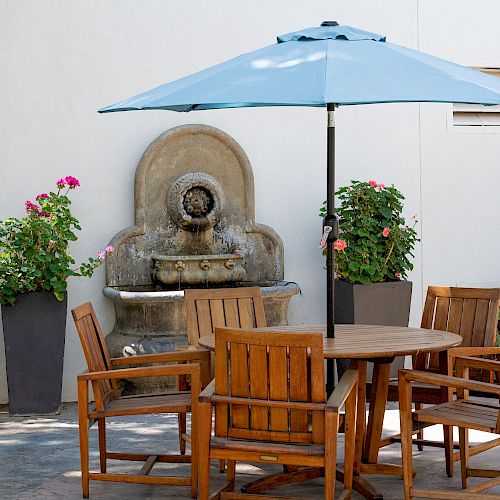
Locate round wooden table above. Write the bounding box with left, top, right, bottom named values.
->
left=198, top=324, right=462, bottom=500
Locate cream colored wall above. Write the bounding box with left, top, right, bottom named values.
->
left=0, top=0, right=498, bottom=403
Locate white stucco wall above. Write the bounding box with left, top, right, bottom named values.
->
left=0, top=0, right=498, bottom=403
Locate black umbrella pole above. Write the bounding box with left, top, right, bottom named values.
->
left=325, top=103, right=338, bottom=394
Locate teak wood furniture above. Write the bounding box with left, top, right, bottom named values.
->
left=198, top=327, right=359, bottom=500
left=382, top=286, right=500, bottom=477
left=72, top=302, right=210, bottom=498
left=198, top=324, right=462, bottom=500
left=399, top=350, right=500, bottom=499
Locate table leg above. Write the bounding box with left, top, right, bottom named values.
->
left=364, top=360, right=392, bottom=463
left=349, top=359, right=367, bottom=475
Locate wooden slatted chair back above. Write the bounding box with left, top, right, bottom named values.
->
left=415, top=287, right=500, bottom=375
left=72, top=302, right=119, bottom=411
left=213, top=327, right=326, bottom=444
left=185, top=287, right=267, bottom=346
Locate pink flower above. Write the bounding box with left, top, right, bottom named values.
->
left=105, top=245, right=114, bottom=254
left=333, top=239, right=347, bottom=252
left=395, top=273, right=401, bottom=279
left=368, top=180, right=377, bottom=187
left=401, top=226, right=408, bottom=232
left=56, top=178, right=66, bottom=189
left=25, top=200, right=40, bottom=212
left=377, top=183, right=385, bottom=190
left=65, top=176, right=80, bottom=189
left=38, top=211, right=51, bottom=218
left=382, top=227, right=391, bottom=237
left=412, top=214, right=419, bottom=222
left=36, top=193, right=49, bottom=201
left=98, top=250, right=106, bottom=262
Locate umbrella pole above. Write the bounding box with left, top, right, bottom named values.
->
left=326, top=103, right=338, bottom=394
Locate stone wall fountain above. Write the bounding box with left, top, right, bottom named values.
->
left=104, top=125, right=300, bottom=389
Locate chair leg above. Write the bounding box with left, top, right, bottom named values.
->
left=415, top=402, right=424, bottom=451
left=343, top=387, right=357, bottom=497
left=227, top=460, right=236, bottom=488
left=198, top=401, right=212, bottom=500
left=78, top=380, right=89, bottom=499
left=399, top=376, right=413, bottom=500
left=97, top=418, right=106, bottom=473
left=324, top=411, right=339, bottom=500
left=178, top=412, right=187, bottom=455
left=443, top=424, right=453, bottom=478
left=459, top=427, right=469, bottom=489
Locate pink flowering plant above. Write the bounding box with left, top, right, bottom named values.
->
left=0, top=177, right=113, bottom=305
left=320, top=180, right=418, bottom=284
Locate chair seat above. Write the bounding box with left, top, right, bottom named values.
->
left=414, top=398, right=500, bottom=433
left=211, top=437, right=325, bottom=456
left=89, top=391, right=191, bottom=418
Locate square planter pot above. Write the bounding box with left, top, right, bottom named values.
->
left=335, top=280, right=412, bottom=381
left=1, top=291, right=67, bottom=415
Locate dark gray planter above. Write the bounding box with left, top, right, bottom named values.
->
left=335, top=280, right=412, bottom=380
left=1, top=291, right=67, bottom=415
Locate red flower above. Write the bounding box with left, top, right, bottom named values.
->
left=368, top=180, right=377, bottom=187
left=382, top=227, right=391, bottom=237
left=333, top=239, right=347, bottom=251
left=65, top=176, right=80, bottom=189
left=395, top=273, right=401, bottom=279
left=36, top=193, right=49, bottom=201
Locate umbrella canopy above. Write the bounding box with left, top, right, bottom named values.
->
left=100, top=23, right=500, bottom=113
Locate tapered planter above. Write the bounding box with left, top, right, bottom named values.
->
left=335, top=280, right=412, bottom=380
left=1, top=291, right=67, bottom=415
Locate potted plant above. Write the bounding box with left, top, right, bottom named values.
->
left=0, top=176, right=113, bottom=415
left=320, top=179, right=419, bottom=377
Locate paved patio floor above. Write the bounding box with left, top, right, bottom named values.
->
left=1, top=403, right=499, bottom=499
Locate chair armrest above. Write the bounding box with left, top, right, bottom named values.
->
left=110, top=348, right=210, bottom=367
left=455, top=356, right=500, bottom=374
left=448, top=346, right=500, bottom=360
left=399, top=369, right=500, bottom=396
left=326, top=369, right=359, bottom=412
left=199, top=379, right=216, bottom=403
left=77, top=363, right=200, bottom=381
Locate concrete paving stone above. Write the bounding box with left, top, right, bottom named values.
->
left=1, top=404, right=499, bottom=499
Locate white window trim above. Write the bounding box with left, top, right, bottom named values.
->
left=448, top=67, right=500, bottom=133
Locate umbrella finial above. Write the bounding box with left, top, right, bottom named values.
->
left=321, top=21, right=339, bottom=27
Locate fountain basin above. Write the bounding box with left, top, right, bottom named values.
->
left=152, top=254, right=246, bottom=286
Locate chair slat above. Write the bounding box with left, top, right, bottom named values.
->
left=289, top=346, right=309, bottom=433
left=472, top=299, right=490, bottom=347
left=249, top=344, right=269, bottom=430
left=460, top=299, right=477, bottom=347
left=447, top=298, right=464, bottom=334
left=434, top=297, right=450, bottom=331
left=268, top=346, right=289, bottom=438
left=238, top=298, right=256, bottom=328
left=196, top=300, right=213, bottom=337
left=224, top=299, right=240, bottom=328
left=230, top=342, right=249, bottom=428
left=215, top=338, right=229, bottom=437
left=209, top=299, right=225, bottom=329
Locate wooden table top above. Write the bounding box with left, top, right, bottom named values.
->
left=198, top=324, right=462, bottom=359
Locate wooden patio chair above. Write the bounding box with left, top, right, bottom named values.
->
left=398, top=350, right=500, bottom=499
left=382, top=286, right=500, bottom=476
left=198, top=326, right=359, bottom=500
left=184, top=286, right=267, bottom=346
left=72, top=302, right=210, bottom=498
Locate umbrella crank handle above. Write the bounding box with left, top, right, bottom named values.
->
left=323, top=214, right=339, bottom=241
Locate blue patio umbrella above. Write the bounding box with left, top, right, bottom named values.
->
left=100, top=21, right=500, bottom=388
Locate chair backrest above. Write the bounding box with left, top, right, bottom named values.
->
left=184, top=287, right=267, bottom=345
left=416, top=286, right=500, bottom=374
left=72, top=302, right=119, bottom=411
left=213, top=327, right=326, bottom=444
